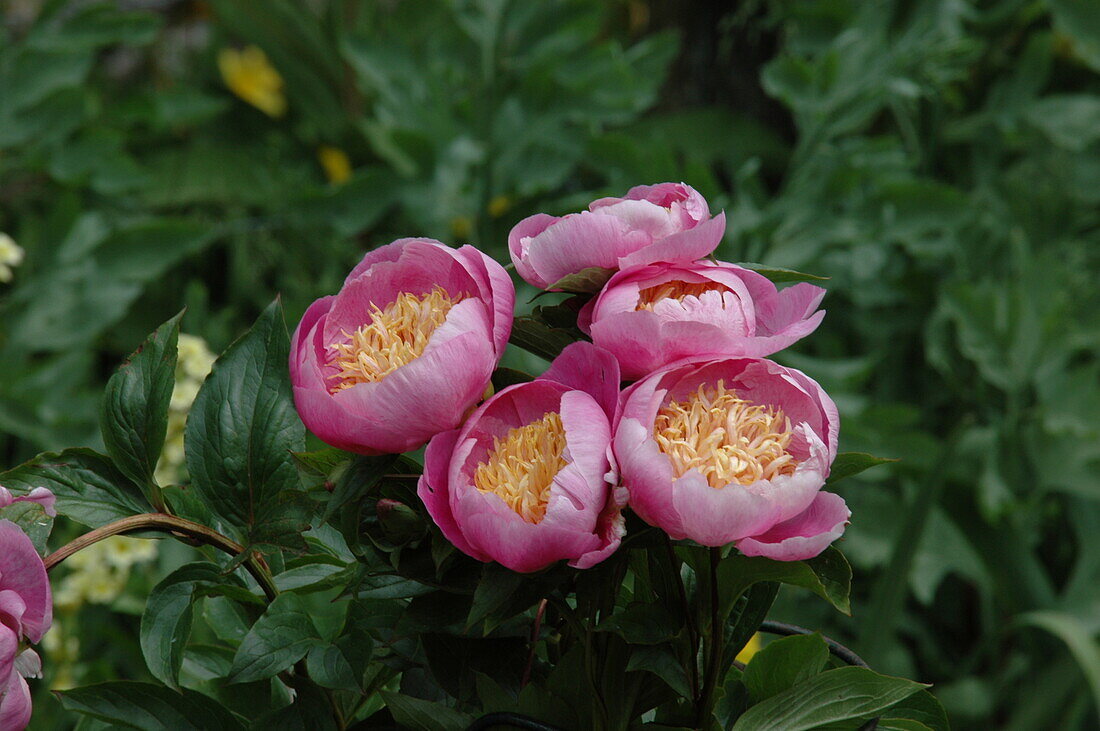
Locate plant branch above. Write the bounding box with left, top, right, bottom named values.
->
left=44, top=513, right=278, bottom=602
left=664, top=535, right=700, bottom=699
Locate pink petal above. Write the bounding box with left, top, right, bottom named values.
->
left=0, top=672, right=30, bottom=731
left=0, top=522, right=50, bottom=644
left=569, top=483, right=627, bottom=569
left=755, top=282, right=827, bottom=336
left=0, top=622, right=18, bottom=691
left=0, top=488, right=55, bottom=518
left=617, top=211, right=726, bottom=269
left=520, top=212, right=649, bottom=290
left=452, top=245, right=516, bottom=356
left=614, top=417, right=686, bottom=539
left=736, top=492, right=850, bottom=561
left=418, top=429, right=489, bottom=561
left=538, top=342, right=621, bottom=420
left=344, top=238, right=411, bottom=283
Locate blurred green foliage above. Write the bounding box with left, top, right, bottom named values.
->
left=2, top=0, right=1099, bottom=728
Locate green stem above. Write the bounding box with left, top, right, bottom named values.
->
left=44, top=513, right=278, bottom=602
left=664, top=536, right=699, bottom=699
left=696, top=547, right=724, bottom=728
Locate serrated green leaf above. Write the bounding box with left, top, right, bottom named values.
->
left=101, top=311, right=183, bottom=506
left=185, top=300, right=305, bottom=542
left=732, top=667, right=927, bottom=731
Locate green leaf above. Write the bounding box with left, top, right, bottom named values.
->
left=0, top=501, right=53, bottom=556
left=1024, top=95, right=1100, bottom=151
left=724, top=582, right=779, bottom=668
left=324, top=454, right=396, bottom=521
left=1019, top=610, right=1100, bottom=716
left=731, top=667, right=928, bottom=731
left=597, top=603, right=680, bottom=645
left=719, top=547, right=852, bottom=618
left=825, top=452, right=897, bottom=486
left=879, top=690, right=949, bottom=731
left=141, top=563, right=251, bottom=690
left=467, top=562, right=525, bottom=631
left=186, top=300, right=306, bottom=542
left=737, top=263, right=828, bottom=284
left=101, top=311, right=183, bottom=506
left=508, top=316, right=579, bottom=362
left=55, top=681, right=245, bottom=730
left=379, top=691, right=473, bottom=731
left=1051, top=0, right=1100, bottom=73
left=627, top=645, right=692, bottom=698
left=742, top=633, right=829, bottom=703
left=545, top=266, right=616, bottom=294
left=228, top=593, right=322, bottom=684
left=0, top=448, right=147, bottom=528
left=250, top=684, right=338, bottom=730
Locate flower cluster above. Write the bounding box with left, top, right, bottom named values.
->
left=290, top=183, right=847, bottom=573
left=155, top=334, right=216, bottom=486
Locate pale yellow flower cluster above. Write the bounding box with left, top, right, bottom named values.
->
left=318, top=145, right=352, bottom=184
left=0, top=232, right=25, bottom=283
left=155, top=334, right=216, bottom=485
left=52, top=536, right=158, bottom=610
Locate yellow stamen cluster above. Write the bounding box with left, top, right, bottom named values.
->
left=654, top=380, right=798, bottom=488
left=636, top=279, right=730, bottom=310
left=474, top=412, right=568, bottom=524
left=328, top=286, right=462, bottom=392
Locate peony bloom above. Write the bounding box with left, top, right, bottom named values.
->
left=578, top=261, right=826, bottom=380
left=508, top=182, right=725, bottom=290
left=0, top=519, right=53, bottom=730
left=291, top=238, right=514, bottom=455
left=614, top=358, right=848, bottom=560
left=418, top=343, right=625, bottom=573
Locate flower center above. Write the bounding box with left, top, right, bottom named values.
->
left=474, top=411, right=568, bottom=524
left=654, top=380, right=798, bottom=488
left=635, top=280, right=731, bottom=310
left=327, top=286, right=462, bottom=392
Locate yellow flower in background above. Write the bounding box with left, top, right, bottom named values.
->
left=54, top=536, right=157, bottom=609
left=318, top=145, right=352, bottom=184
left=218, top=45, right=287, bottom=118
left=450, top=216, right=473, bottom=241
left=736, top=633, right=763, bottom=664
left=0, top=232, right=25, bottom=283
left=156, top=334, right=216, bottom=485
left=488, top=195, right=512, bottom=218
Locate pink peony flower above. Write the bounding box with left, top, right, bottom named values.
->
left=0, top=518, right=53, bottom=730
left=508, top=182, right=725, bottom=290
left=418, top=343, right=625, bottom=573
left=577, top=261, right=826, bottom=380
left=614, top=358, right=848, bottom=559
left=290, top=238, right=515, bottom=454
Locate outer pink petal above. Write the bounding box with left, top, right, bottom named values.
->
left=538, top=342, right=621, bottom=420
left=289, top=296, right=335, bottom=392
left=755, top=282, right=826, bottom=336
left=613, top=417, right=685, bottom=539
left=570, top=484, right=627, bottom=569
left=508, top=214, right=561, bottom=288
left=591, top=312, right=736, bottom=381
left=0, top=672, right=30, bottom=731
left=738, top=310, right=826, bottom=358
left=0, top=622, right=18, bottom=691
left=617, top=212, right=725, bottom=268
left=736, top=492, right=850, bottom=561
left=418, top=429, right=489, bottom=561
left=452, top=245, right=516, bottom=356
left=344, top=238, right=411, bottom=283
left=539, top=391, right=611, bottom=534
left=521, top=212, right=648, bottom=289
left=0, top=522, right=50, bottom=643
